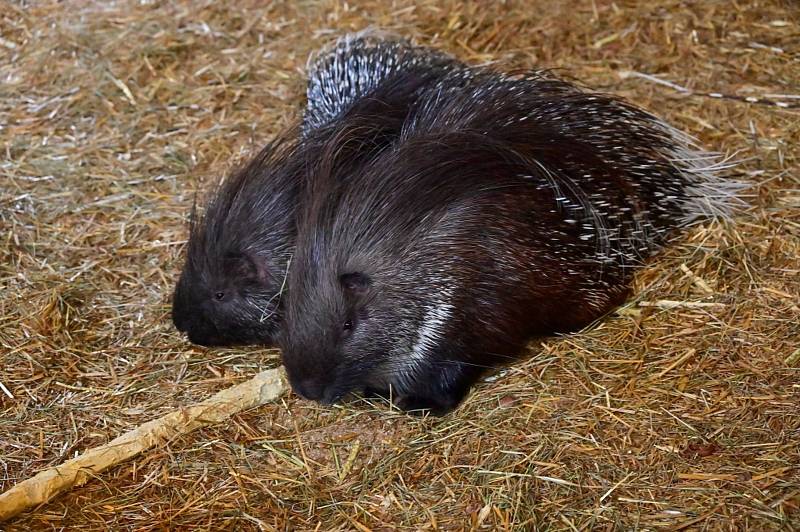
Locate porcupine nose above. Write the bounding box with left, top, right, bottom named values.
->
left=292, top=377, right=328, bottom=402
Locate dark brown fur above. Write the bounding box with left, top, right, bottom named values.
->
left=279, top=69, right=737, bottom=414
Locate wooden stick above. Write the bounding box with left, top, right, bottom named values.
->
left=0, top=367, right=289, bottom=522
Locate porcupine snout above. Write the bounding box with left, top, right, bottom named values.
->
left=281, top=346, right=345, bottom=404
left=291, top=377, right=329, bottom=403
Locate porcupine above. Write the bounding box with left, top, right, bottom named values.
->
left=279, top=57, right=744, bottom=414
left=171, top=33, right=467, bottom=346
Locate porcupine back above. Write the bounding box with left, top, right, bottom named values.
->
left=402, top=68, right=744, bottom=269
left=279, top=61, right=745, bottom=413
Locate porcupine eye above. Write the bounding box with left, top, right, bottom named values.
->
left=343, top=320, right=353, bottom=331
left=214, top=292, right=225, bottom=301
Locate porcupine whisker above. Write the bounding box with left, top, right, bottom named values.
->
left=259, top=254, right=292, bottom=323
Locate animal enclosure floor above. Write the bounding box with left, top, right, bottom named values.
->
left=1, top=0, right=798, bottom=529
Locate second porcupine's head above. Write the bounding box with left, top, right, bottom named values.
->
left=171, top=133, right=301, bottom=347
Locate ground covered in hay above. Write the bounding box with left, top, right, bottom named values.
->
left=1, top=0, right=798, bottom=529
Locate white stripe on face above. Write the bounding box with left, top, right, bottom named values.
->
left=408, top=286, right=455, bottom=372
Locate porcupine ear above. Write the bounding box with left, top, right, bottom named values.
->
left=224, top=252, right=271, bottom=284
left=339, top=272, right=371, bottom=295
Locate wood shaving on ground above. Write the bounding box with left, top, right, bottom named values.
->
left=0, top=368, right=288, bottom=522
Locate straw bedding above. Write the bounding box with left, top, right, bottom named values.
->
left=1, top=0, right=798, bottom=529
